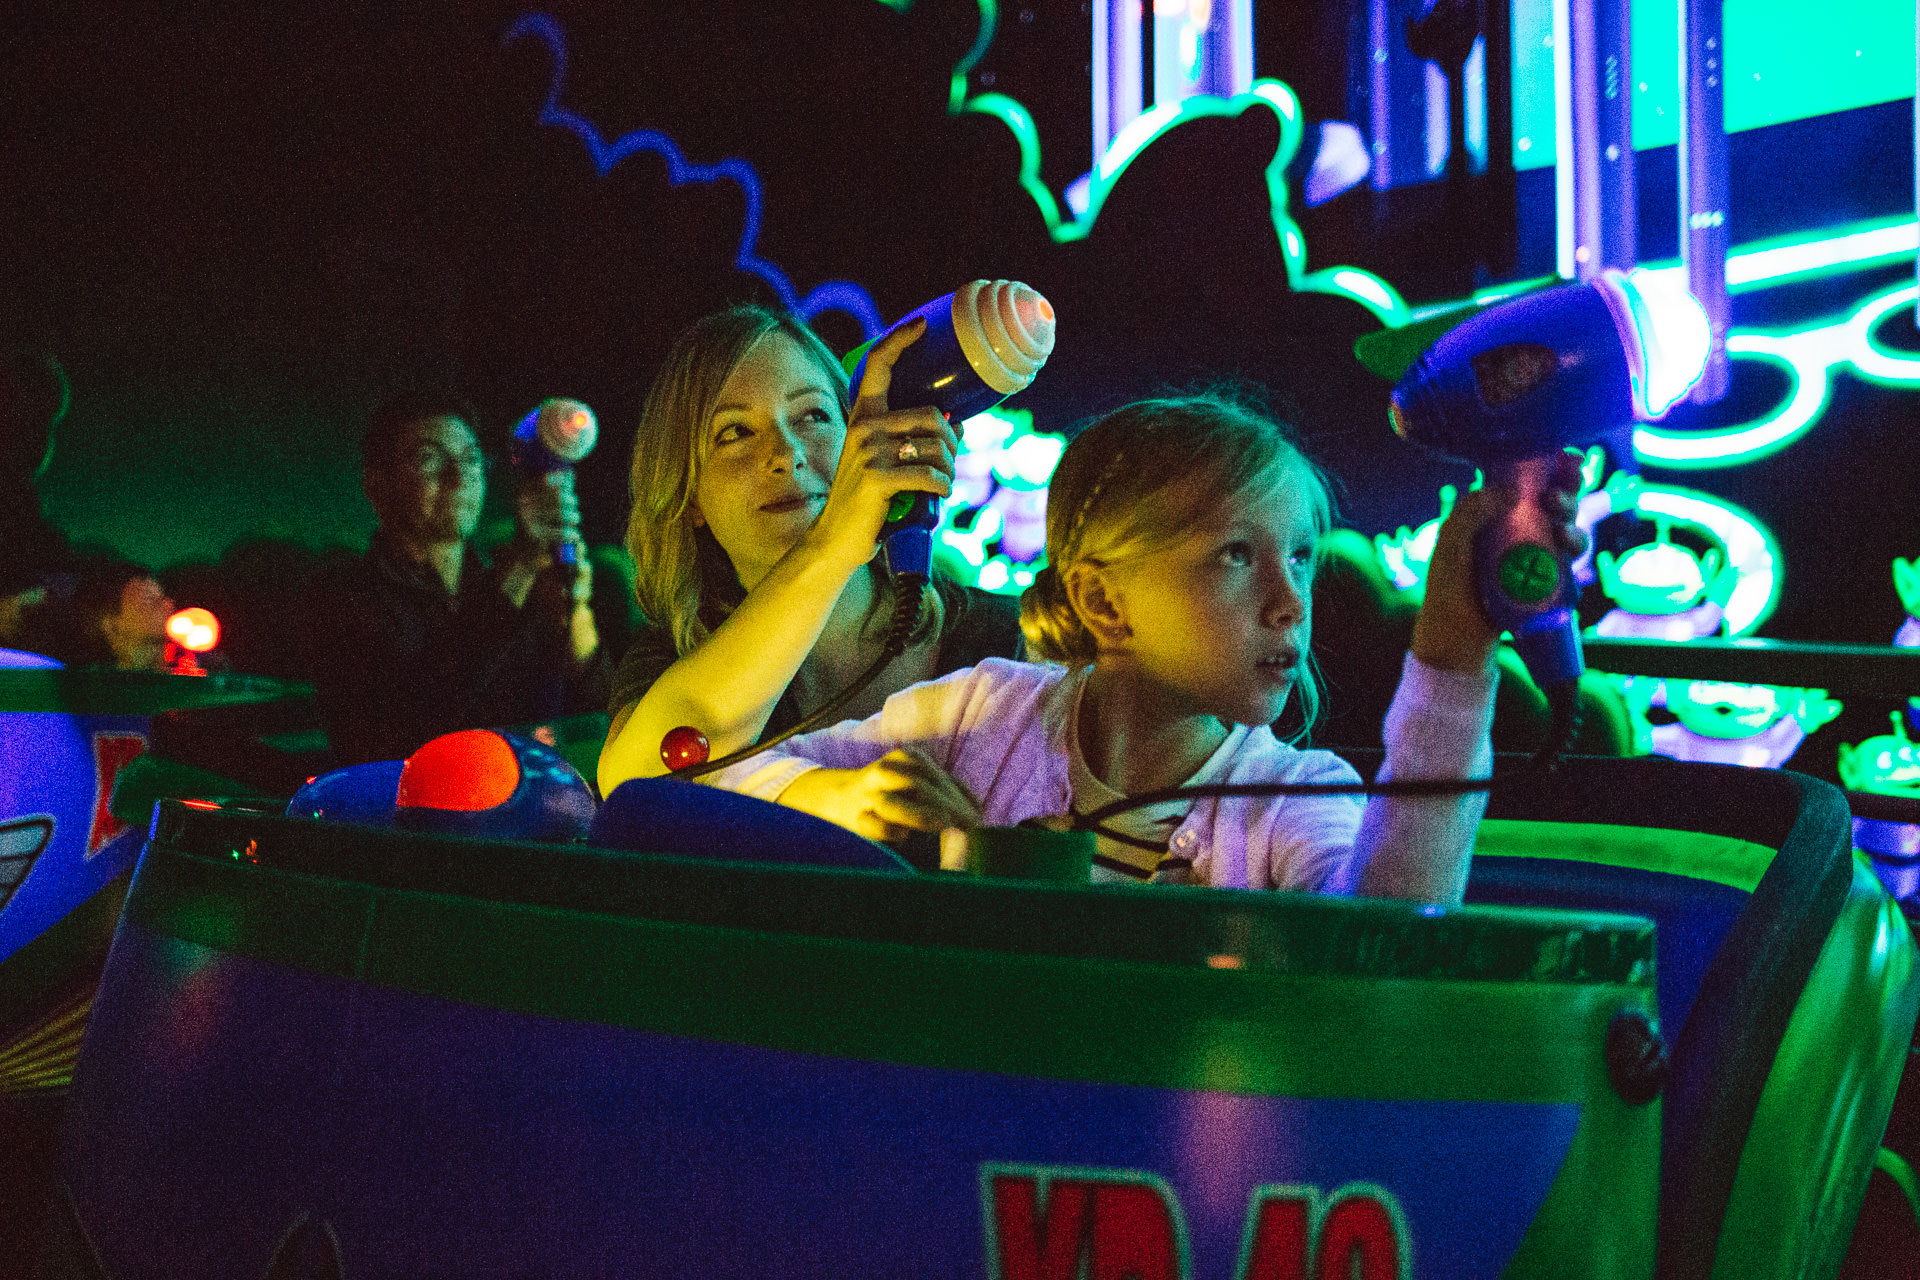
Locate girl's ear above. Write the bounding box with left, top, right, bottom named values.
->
left=1064, top=563, right=1130, bottom=649
left=687, top=497, right=706, bottom=529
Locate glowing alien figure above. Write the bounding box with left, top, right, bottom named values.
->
left=1570, top=456, right=1637, bottom=587
left=932, top=409, right=1066, bottom=595
left=1838, top=709, right=1920, bottom=897
left=1894, top=557, right=1920, bottom=648
left=1373, top=484, right=1459, bottom=597
left=1591, top=518, right=1738, bottom=642
left=1624, top=679, right=1842, bottom=769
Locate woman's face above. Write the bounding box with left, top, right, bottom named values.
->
left=690, top=332, right=847, bottom=587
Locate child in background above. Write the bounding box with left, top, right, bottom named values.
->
left=709, top=395, right=1583, bottom=904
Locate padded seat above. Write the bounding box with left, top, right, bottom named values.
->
left=1358, top=749, right=1915, bottom=1279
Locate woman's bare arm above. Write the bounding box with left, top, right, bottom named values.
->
left=598, top=321, right=956, bottom=792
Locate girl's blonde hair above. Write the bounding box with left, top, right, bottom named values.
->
left=626, top=305, right=941, bottom=655
left=627, top=306, right=852, bottom=656
left=1020, top=394, right=1335, bottom=735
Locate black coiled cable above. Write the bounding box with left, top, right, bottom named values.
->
left=670, top=573, right=927, bottom=781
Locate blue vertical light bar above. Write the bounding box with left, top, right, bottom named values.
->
left=1153, top=0, right=1189, bottom=106
left=1595, top=0, right=1636, bottom=271
left=1371, top=0, right=1395, bottom=191
left=1680, top=0, right=1731, bottom=401
left=1198, top=0, right=1253, bottom=98
left=1560, top=0, right=1636, bottom=280
left=1094, top=0, right=1143, bottom=163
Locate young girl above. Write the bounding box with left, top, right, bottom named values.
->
left=708, top=394, right=1583, bottom=904
left=597, top=307, right=1023, bottom=796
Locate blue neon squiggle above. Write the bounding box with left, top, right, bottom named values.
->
left=505, top=13, right=883, bottom=338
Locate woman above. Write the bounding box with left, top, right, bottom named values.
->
left=598, top=305, right=1022, bottom=794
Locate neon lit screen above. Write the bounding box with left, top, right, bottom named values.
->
left=1510, top=0, right=1916, bottom=167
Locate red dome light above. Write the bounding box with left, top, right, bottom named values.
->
left=165, top=607, right=221, bottom=653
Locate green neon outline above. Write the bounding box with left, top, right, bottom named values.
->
left=889, top=0, right=1410, bottom=326
left=1720, top=215, right=1919, bottom=294
left=1633, top=281, right=1919, bottom=469
left=1630, top=485, right=1782, bottom=636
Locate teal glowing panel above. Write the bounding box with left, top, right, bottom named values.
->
left=1511, top=0, right=1916, bottom=170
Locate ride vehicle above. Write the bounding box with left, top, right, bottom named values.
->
left=25, top=723, right=1916, bottom=1279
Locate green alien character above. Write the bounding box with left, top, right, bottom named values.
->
left=1619, top=678, right=1842, bottom=768
left=1592, top=518, right=1739, bottom=641
left=1894, top=557, right=1920, bottom=646
left=1838, top=706, right=1920, bottom=799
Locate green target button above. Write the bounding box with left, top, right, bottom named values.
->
left=1498, top=544, right=1560, bottom=605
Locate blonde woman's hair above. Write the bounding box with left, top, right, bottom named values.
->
left=626, top=305, right=940, bottom=657
left=1020, top=394, right=1335, bottom=737
left=627, top=306, right=851, bottom=656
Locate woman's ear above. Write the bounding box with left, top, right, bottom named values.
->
left=1064, top=563, right=1130, bottom=649
left=687, top=498, right=706, bottom=529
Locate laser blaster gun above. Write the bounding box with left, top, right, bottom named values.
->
left=510, top=398, right=598, bottom=567
left=842, top=280, right=1056, bottom=579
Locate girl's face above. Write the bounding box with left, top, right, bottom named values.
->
left=1097, top=460, right=1319, bottom=727
left=690, top=332, right=847, bottom=587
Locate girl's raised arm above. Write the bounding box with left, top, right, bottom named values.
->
left=1356, top=454, right=1586, bottom=903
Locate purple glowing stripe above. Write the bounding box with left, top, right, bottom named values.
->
left=505, top=13, right=884, bottom=339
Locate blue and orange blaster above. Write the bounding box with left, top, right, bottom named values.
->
left=288, top=728, right=595, bottom=844
left=842, top=281, right=1056, bottom=579
left=1384, top=269, right=1710, bottom=692
left=509, top=398, right=598, bottom=567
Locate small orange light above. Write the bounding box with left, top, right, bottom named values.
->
left=567, top=410, right=589, bottom=431
left=166, top=607, right=221, bottom=653
left=1205, top=954, right=1245, bottom=970
left=181, top=798, right=221, bottom=811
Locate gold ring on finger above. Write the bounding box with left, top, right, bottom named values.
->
left=897, top=440, right=919, bottom=462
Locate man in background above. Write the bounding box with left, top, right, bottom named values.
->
left=306, top=392, right=608, bottom=766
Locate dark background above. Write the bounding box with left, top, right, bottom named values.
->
left=3, top=1, right=1916, bottom=717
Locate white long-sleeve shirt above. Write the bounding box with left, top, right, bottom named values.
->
left=710, top=654, right=1495, bottom=895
